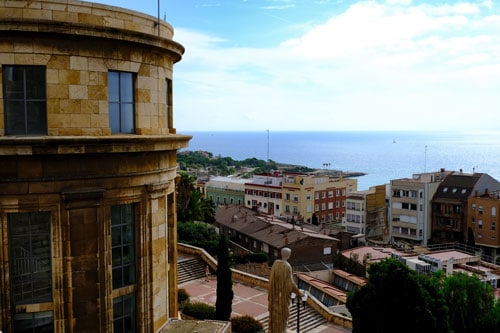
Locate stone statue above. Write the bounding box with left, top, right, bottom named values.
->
left=268, top=247, right=302, bottom=333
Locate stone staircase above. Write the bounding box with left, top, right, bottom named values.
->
left=259, top=302, right=327, bottom=333
left=177, top=257, right=207, bottom=285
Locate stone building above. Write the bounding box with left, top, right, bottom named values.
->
left=0, top=1, right=189, bottom=332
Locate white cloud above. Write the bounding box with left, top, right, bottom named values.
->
left=174, top=1, right=500, bottom=131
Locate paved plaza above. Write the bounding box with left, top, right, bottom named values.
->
left=179, top=275, right=352, bottom=333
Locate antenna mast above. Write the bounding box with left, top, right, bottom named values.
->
left=157, top=0, right=160, bottom=36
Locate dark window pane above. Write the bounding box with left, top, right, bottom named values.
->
left=112, top=227, right=122, bottom=247
left=3, top=67, right=25, bottom=99
left=14, top=311, right=54, bottom=333
left=26, top=101, right=47, bottom=135
left=5, top=101, right=26, bottom=134
left=123, top=224, right=133, bottom=244
left=113, top=267, right=123, bottom=289
left=113, top=293, right=136, bottom=333
left=25, top=67, right=46, bottom=99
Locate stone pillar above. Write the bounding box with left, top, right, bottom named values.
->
left=167, top=190, right=178, bottom=318
left=62, top=189, right=106, bottom=333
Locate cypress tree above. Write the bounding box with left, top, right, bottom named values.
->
left=215, top=235, right=234, bottom=321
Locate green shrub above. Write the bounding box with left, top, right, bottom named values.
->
left=231, top=315, right=264, bottom=333
left=182, top=302, right=216, bottom=320
left=177, top=288, right=190, bottom=303
left=233, top=252, right=269, bottom=264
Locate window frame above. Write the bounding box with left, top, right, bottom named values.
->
left=111, top=204, right=137, bottom=290
left=108, top=71, right=135, bottom=134
left=8, top=211, right=52, bottom=305
left=3, top=65, right=47, bottom=135
left=166, top=78, right=172, bottom=129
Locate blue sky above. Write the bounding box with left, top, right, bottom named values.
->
left=95, top=0, right=500, bottom=132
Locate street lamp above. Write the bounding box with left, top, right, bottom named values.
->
left=290, top=290, right=308, bottom=333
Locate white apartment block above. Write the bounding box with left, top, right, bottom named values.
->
left=244, top=172, right=284, bottom=216
left=389, top=170, right=449, bottom=246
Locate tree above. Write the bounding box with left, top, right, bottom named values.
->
left=177, top=172, right=215, bottom=223
left=346, top=258, right=448, bottom=333
left=215, top=235, right=233, bottom=321
left=177, top=221, right=220, bottom=255
left=442, top=272, right=495, bottom=333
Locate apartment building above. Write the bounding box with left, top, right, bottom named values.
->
left=0, top=1, right=188, bottom=332
left=282, top=173, right=357, bottom=224
left=468, top=191, right=500, bottom=264
left=314, top=178, right=357, bottom=225
left=389, top=170, right=451, bottom=246
left=344, top=185, right=386, bottom=240
left=244, top=172, right=283, bottom=216
left=205, top=176, right=247, bottom=206
left=431, top=173, right=500, bottom=244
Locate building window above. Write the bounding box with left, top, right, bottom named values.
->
left=111, top=204, right=136, bottom=289
left=14, top=311, right=54, bottom=332
left=293, top=194, right=299, bottom=202
left=307, top=194, right=312, bottom=200
left=108, top=71, right=135, bottom=133
left=479, top=206, right=483, bottom=215
left=166, top=78, right=172, bottom=129
left=3, top=66, right=47, bottom=135
left=293, top=206, right=298, bottom=214
left=8, top=212, right=52, bottom=305
left=492, top=207, right=497, bottom=217
left=478, top=220, right=483, bottom=230
left=285, top=193, right=290, bottom=201
left=113, top=293, right=136, bottom=333
left=492, top=222, right=496, bottom=231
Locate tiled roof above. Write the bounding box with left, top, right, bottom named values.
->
left=215, top=205, right=339, bottom=248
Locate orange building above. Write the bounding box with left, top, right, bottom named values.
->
left=468, top=191, right=500, bottom=264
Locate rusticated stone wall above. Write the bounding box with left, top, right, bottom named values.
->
left=0, top=1, right=190, bottom=332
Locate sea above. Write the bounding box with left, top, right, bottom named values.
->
left=181, top=131, right=500, bottom=191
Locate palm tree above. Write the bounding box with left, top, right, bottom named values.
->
left=177, top=172, right=215, bottom=223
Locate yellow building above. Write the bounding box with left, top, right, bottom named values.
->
left=0, top=1, right=189, bottom=332
left=282, top=173, right=357, bottom=224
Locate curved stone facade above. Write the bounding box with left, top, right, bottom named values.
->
left=0, top=1, right=190, bottom=332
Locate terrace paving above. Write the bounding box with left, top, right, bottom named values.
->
left=179, top=275, right=352, bottom=333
